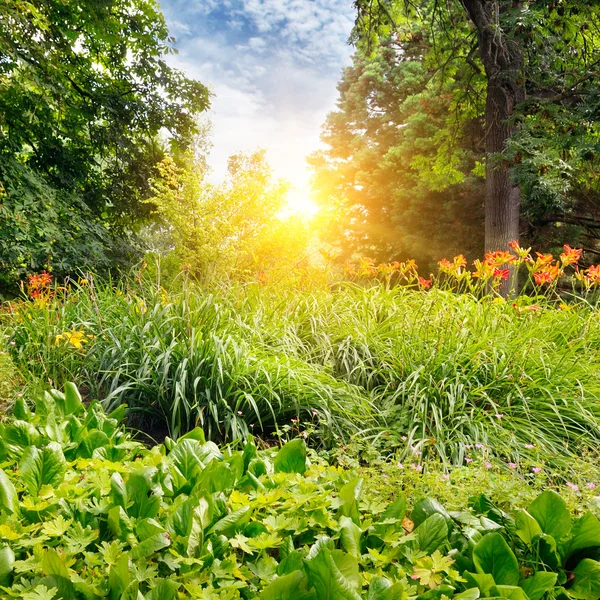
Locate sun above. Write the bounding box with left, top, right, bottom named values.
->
left=282, top=186, right=320, bottom=218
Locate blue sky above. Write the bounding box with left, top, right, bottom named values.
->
left=158, top=0, right=355, bottom=191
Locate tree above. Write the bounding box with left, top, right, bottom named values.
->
left=0, top=0, right=209, bottom=289
left=148, top=150, right=316, bottom=285
left=352, top=0, right=600, bottom=259
left=310, top=37, right=485, bottom=268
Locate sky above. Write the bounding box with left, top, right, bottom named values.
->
left=158, top=0, right=356, bottom=198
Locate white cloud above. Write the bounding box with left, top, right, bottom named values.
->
left=159, top=0, right=355, bottom=187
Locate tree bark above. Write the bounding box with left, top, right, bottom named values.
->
left=461, top=0, right=523, bottom=293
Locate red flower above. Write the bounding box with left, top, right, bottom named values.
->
left=492, top=268, right=510, bottom=280
left=418, top=277, right=432, bottom=289
left=560, top=245, right=582, bottom=267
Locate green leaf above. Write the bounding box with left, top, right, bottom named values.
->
left=519, top=571, right=557, bottom=600
left=453, top=589, right=481, bottom=600
left=0, top=469, right=18, bottom=515
left=337, top=478, right=363, bottom=525
left=564, top=512, right=600, bottom=558
left=380, top=495, right=406, bottom=521
left=260, top=570, right=316, bottom=600
left=305, top=547, right=362, bottom=600
left=145, top=579, right=180, bottom=600
left=367, top=577, right=406, bottom=600
left=415, top=513, right=448, bottom=553
left=0, top=546, right=15, bottom=586
left=411, top=497, right=451, bottom=527
left=339, top=516, right=362, bottom=557
left=330, top=550, right=360, bottom=590
left=19, top=442, right=67, bottom=495
left=64, top=383, right=84, bottom=415
left=207, top=504, right=251, bottom=536
left=464, top=572, right=497, bottom=597
left=528, top=491, right=571, bottom=540
left=495, top=585, right=529, bottom=600
left=515, top=510, right=542, bottom=546
left=570, top=559, right=600, bottom=600
left=274, top=439, right=307, bottom=475
left=473, top=532, right=520, bottom=586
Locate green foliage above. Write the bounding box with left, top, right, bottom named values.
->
left=147, top=149, right=317, bottom=285
left=0, top=0, right=209, bottom=290
left=0, top=384, right=598, bottom=598
left=5, top=272, right=600, bottom=468
left=310, top=39, right=484, bottom=267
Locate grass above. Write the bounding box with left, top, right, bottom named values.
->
left=3, top=272, right=600, bottom=472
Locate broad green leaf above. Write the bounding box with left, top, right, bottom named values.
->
left=108, top=555, right=130, bottom=600
left=207, top=504, right=251, bottom=536
left=0, top=546, right=15, bottom=586
left=145, top=579, right=180, bottom=600
left=274, top=439, right=307, bottom=475
left=464, top=572, right=497, bottom=597
left=570, top=559, right=600, bottom=600
left=305, top=547, right=362, bottom=600
left=330, top=550, right=360, bottom=590
left=415, top=513, right=448, bottom=553
left=473, top=533, right=520, bottom=586
left=260, top=570, right=316, bottom=600
left=338, top=478, right=363, bottom=525
left=564, top=512, right=600, bottom=558
left=20, top=442, right=67, bottom=495
left=380, top=495, right=406, bottom=522
left=339, top=516, right=362, bottom=557
left=411, top=497, right=451, bottom=527
left=110, top=472, right=127, bottom=508
left=515, top=510, right=542, bottom=546
left=528, top=491, right=571, bottom=540
left=0, top=469, right=18, bottom=515
left=495, top=585, right=529, bottom=600
left=453, top=589, right=481, bottom=600
left=64, top=382, right=84, bottom=415
left=519, top=571, right=557, bottom=600
left=367, top=577, right=406, bottom=600
left=125, top=467, right=160, bottom=518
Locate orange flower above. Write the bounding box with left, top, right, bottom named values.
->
left=484, top=251, right=516, bottom=267
left=560, top=245, right=582, bottom=267
left=512, top=303, right=541, bottom=315
left=508, top=240, right=531, bottom=259
left=343, top=263, right=356, bottom=278
left=357, top=257, right=377, bottom=277
left=472, top=259, right=494, bottom=280
left=418, top=277, right=432, bottom=289
left=492, top=268, right=510, bottom=280
left=533, top=264, right=560, bottom=285
left=584, top=264, right=600, bottom=285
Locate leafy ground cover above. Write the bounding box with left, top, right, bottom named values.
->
left=2, top=384, right=600, bottom=600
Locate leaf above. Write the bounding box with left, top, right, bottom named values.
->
left=330, top=550, right=360, bottom=590
left=473, top=532, right=520, bottom=586
left=64, top=382, right=84, bottom=415
left=464, top=572, right=497, bottom=597
left=519, top=571, right=557, bottom=600
left=411, top=497, right=451, bottom=527
left=207, top=504, right=251, bottom=536
left=130, top=519, right=171, bottom=560
left=495, top=585, right=529, bottom=600
left=305, top=547, right=362, bottom=600
left=515, top=510, right=542, bottom=546
left=339, top=516, right=362, bottom=557
left=453, top=589, right=481, bottom=600
left=0, top=546, right=15, bottom=586
left=337, top=478, right=363, bottom=525
left=564, top=512, right=600, bottom=558
left=415, top=513, right=448, bottom=553
left=145, top=579, right=180, bottom=600
left=367, top=577, right=406, bottom=600
left=274, top=439, right=307, bottom=475
left=260, top=570, right=316, bottom=600
left=528, top=490, right=571, bottom=540
left=0, top=469, right=18, bottom=515
left=380, top=495, right=406, bottom=522
left=570, top=559, right=600, bottom=600
left=20, top=442, right=67, bottom=495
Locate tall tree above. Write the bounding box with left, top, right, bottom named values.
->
left=352, top=0, right=600, bottom=256
left=310, top=38, right=485, bottom=268
left=0, top=0, right=209, bottom=289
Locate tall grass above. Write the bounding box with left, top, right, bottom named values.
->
left=4, top=274, right=600, bottom=467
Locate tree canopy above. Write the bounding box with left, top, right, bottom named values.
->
left=0, top=0, right=209, bottom=290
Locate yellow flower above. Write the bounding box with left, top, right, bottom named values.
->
left=55, top=328, right=88, bottom=349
